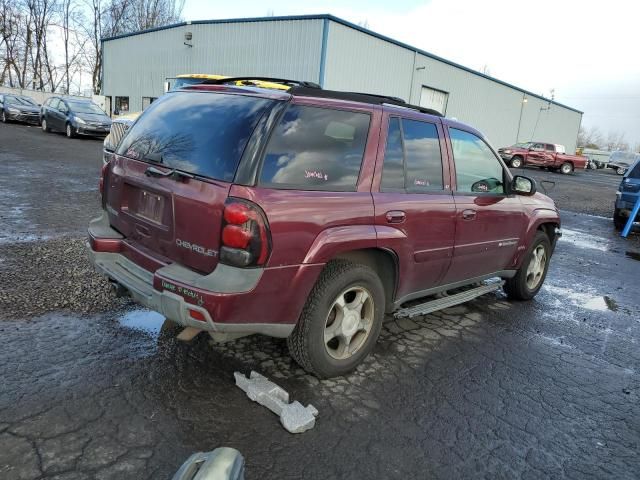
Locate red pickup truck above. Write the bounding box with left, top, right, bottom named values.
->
left=498, top=142, right=588, bottom=174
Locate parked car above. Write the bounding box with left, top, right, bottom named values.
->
left=614, top=158, right=640, bottom=230
left=579, top=148, right=611, bottom=169
left=608, top=151, right=640, bottom=176
left=0, top=94, right=41, bottom=125
left=40, top=97, right=111, bottom=138
left=88, top=80, right=561, bottom=378
left=498, top=142, right=588, bottom=173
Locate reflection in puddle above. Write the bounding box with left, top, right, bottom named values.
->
left=559, top=229, right=609, bottom=252
left=119, top=309, right=165, bottom=337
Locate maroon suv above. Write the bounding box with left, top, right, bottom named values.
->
left=88, top=81, right=561, bottom=378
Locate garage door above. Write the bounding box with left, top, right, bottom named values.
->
left=420, top=87, right=448, bottom=115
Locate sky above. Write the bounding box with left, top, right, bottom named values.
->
left=182, top=0, right=640, bottom=147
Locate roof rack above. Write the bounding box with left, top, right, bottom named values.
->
left=287, top=86, right=443, bottom=117
left=204, top=77, right=322, bottom=89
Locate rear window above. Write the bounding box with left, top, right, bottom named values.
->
left=116, top=92, right=274, bottom=182
left=259, top=104, right=371, bottom=191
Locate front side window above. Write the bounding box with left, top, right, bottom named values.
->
left=380, top=117, right=443, bottom=192
left=260, top=105, right=370, bottom=191
left=117, top=91, right=275, bottom=182
left=450, top=128, right=505, bottom=194
left=545, top=144, right=555, bottom=152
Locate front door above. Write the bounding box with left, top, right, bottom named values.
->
left=442, top=126, right=527, bottom=283
left=373, top=114, right=456, bottom=301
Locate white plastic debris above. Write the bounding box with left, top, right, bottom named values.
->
left=234, top=371, right=318, bottom=434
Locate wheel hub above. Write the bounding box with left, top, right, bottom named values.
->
left=324, top=286, right=374, bottom=360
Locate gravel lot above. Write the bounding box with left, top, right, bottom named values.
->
left=1, top=121, right=639, bottom=479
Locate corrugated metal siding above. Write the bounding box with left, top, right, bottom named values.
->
left=323, top=21, right=581, bottom=152
left=103, top=19, right=324, bottom=112
left=322, top=22, right=414, bottom=99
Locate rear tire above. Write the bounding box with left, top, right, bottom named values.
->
left=504, top=231, right=551, bottom=301
left=613, top=208, right=626, bottom=231
left=287, top=260, right=385, bottom=378
left=560, top=162, right=573, bottom=174
left=510, top=156, right=523, bottom=168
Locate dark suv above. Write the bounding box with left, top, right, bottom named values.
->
left=88, top=80, right=561, bottom=378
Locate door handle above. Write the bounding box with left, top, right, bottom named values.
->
left=462, top=209, right=477, bottom=221
left=385, top=210, right=406, bottom=224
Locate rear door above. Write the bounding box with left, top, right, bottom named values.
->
left=105, top=90, right=277, bottom=274
left=372, top=112, right=455, bottom=299
left=442, top=125, right=527, bottom=283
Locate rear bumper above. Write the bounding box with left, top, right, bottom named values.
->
left=88, top=213, right=322, bottom=337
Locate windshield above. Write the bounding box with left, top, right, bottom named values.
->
left=171, top=77, right=209, bottom=91
left=6, top=96, right=36, bottom=106
left=116, top=91, right=275, bottom=182
left=610, top=151, right=638, bottom=164
left=68, top=102, right=105, bottom=115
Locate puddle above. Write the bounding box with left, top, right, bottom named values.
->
left=626, top=251, right=640, bottom=262
left=543, top=285, right=618, bottom=313
left=119, top=309, right=166, bottom=337
left=559, top=229, right=609, bottom=252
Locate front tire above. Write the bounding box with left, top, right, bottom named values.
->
left=510, top=156, right=523, bottom=168
left=560, top=162, right=573, bottom=174
left=66, top=123, right=76, bottom=138
left=1, top=110, right=8, bottom=123
left=41, top=118, right=50, bottom=132
left=616, top=167, right=626, bottom=175
left=287, top=260, right=385, bottom=378
left=504, top=231, right=551, bottom=300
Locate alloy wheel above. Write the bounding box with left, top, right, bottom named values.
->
left=41, top=119, right=47, bottom=131
left=324, top=286, right=375, bottom=360
left=525, top=245, right=547, bottom=290
left=511, top=158, right=522, bottom=168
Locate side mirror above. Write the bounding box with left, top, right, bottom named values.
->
left=511, top=175, right=536, bottom=196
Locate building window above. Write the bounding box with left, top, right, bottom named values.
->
left=142, top=97, right=157, bottom=110
left=114, top=96, right=129, bottom=115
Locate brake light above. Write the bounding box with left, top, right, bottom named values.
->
left=220, top=198, right=272, bottom=268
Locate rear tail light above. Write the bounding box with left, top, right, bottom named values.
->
left=220, top=198, right=272, bottom=268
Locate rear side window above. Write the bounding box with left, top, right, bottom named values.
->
left=545, top=144, right=555, bottom=152
left=116, top=92, right=274, bottom=182
left=380, top=117, right=444, bottom=192
left=450, top=128, right=505, bottom=194
left=259, top=105, right=370, bottom=191
left=629, top=161, right=640, bottom=178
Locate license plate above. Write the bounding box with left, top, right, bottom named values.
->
left=136, top=190, right=164, bottom=224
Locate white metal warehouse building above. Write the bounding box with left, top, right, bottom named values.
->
left=102, top=14, right=583, bottom=151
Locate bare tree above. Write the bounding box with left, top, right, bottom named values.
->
left=577, top=125, right=604, bottom=149
left=605, top=131, right=629, bottom=152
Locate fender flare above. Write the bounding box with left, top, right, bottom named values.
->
left=303, top=225, right=379, bottom=264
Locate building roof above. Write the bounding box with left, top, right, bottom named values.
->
left=102, top=13, right=583, bottom=114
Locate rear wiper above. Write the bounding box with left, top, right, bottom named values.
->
left=145, top=165, right=194, bottom=181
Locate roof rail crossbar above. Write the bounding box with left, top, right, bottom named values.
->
left=204, top=77, right=322, bottom=89
left=287, top=86, right=443, bottom=117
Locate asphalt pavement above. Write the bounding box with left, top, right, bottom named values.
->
left=1, top=122, right=639, bottom=479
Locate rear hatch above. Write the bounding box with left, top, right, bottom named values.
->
left=104, top=90, right=277, bottom=273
